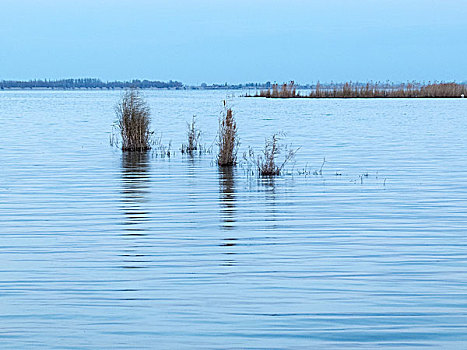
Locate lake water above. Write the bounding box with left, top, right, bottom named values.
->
left=0, top=90, right=466, bottom=349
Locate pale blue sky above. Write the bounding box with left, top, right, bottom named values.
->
left=1, top=0, right=466, bottom=84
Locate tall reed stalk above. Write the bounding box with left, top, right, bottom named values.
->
left=218, top=106, right=238, bottom=167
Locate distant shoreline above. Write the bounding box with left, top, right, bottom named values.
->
left=1, top=79, right=467, bottom=96
left=0, top=78, right=261, bottom=91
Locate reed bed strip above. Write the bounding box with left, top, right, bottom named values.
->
left=254, top=81, right=467, bottom=98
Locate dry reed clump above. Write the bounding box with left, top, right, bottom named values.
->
left=181, top=116, right=201, bottom=154
left=244, top=134, right=298, bottom=176
left=256, top=81, right=467, bottom=98
left=217, top=105, right=238, bottom=167
left=115, top=89, right=153, bottom=151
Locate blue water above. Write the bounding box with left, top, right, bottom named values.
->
left=0, top=90, right=466, bottom=349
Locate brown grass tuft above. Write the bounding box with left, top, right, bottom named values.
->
left=244, top=134, right=298, bottom=176
left=115, top=89, right=153, bottom=151
left=257, top=134, right=297, bottom=176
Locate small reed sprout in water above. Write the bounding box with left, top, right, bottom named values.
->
left=244, top=133, right=298, bottom=176
left=181, top=116, right=201, bottom=154
left=218, top=103, right=238, bottom=166
left=114, top=89, right=153, bottom=151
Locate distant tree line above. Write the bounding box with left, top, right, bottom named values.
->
left=0, top=78, right=183, bottom=90
left=2, top=79, right=465, bottom=91
left=197, top=82, right=265, bottom=89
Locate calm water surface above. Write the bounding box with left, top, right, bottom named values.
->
left=0, top=90, right=466, bottom=349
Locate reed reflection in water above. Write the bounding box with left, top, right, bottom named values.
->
left=261, top=177, right=279, bottom=230
left=218, top=167, right=237, bottom=266
left=120, top=151, right=151, bottom=268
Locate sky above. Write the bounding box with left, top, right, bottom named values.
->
left=1, top=0, right=466, bottom=84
